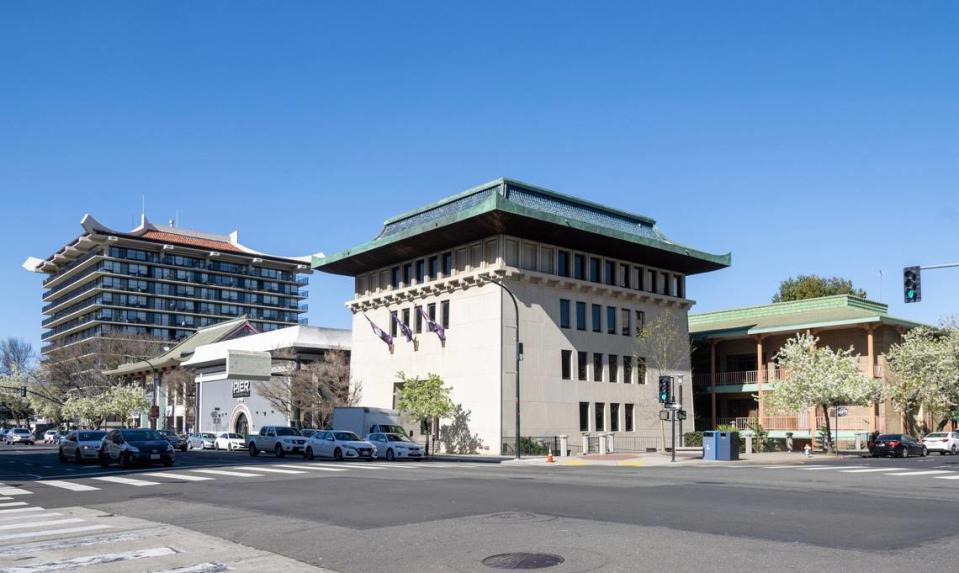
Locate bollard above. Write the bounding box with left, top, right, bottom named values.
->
left=559, top=435, right=569, bottom=457
left=598, top=434, right=608, bottom=455
left=582, top=434, right=589, bottom=455
left=745, top=434, right=753, bottom=455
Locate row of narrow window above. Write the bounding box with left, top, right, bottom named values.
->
left=560, top=300, right=645, bottom=336
left=561, top=350, right=647, bottom=384
left=387, top=301, right=451, bottom=337
left=580, top=401, right=634, bottom=433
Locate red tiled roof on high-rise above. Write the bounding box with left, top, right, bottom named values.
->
left=139, top=230, right=248, bottom=254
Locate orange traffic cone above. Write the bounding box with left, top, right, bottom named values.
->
left=547, top=449, right=554, bottom=464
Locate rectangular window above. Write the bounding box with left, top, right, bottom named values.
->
left=623, top=356, right=633, bottom=384
left=390, top=311, right=398, bottom=338
left=637, top=357, right=647, bottom=384
left=635, top=310, right=645, bottom=335
left=591, top=304, right=602, bottom=333
left=647, top=269, right=656, bottom=292
left=540, top=247, right=554, bottom=274
left=561, top=350, right=572, bottom=380
left=636, top=266, right=644, bottom=291
left=579, top=402, right=590, bottom=432
left=574, top=254, right=586, bottom=280
left=403, top=263, right=413, bottom=286
left=441, top=300, right=450, bottom=329
left=620, top=263, right=630, bottom=288
left=589, top=257, right=601, bottom=283
left=609, top=355, right=619, bottom=383
left=414, top=306, right=423, bottom=333
left=676, top=276, right=685, bottom=299
left=607, top=306, right=617, bottom=335
left=560, top=299, right=571, bottom=329
left=520, top=243, right=536, bottom=271
left=625, top=403, right=634, bottom=431
left=610, top=403, right=620, bottom=431
left=604, top=260, right=616, bottom=286
left=593, top=353, right=604, bottom=382
left=428, top=256, right=439, bottom=280
left=402, top=308, right=411, bottom=331
left=415, top=260, right=425, bottom=283
left=577, top=351, right=588, bottom=381
left=622, top=308, right=631, bottom=336
left=661, top=271, right=669, bottom=295
left=595, top=403, right=605, bottom=432
left=442, top=252, right=453, bottom=276
left=576, top=302, right=587, bottom=331
left=558, top=251, right=570, bottom=277
left=428, top=302, right=436, bottom=321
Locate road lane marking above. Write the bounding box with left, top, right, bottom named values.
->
left=40, top=480, right=101, bottom=492
left=92, top=476, right=160, bottom=487
left=0, top=502, right=28, bottom=508
left=797, top=466, right=866, bottom=471
left=883, top=470, right=953, bottom=477
left=280, top=464, right=348, bottom=472
left=235, top=466, right=305, bottom=474
left=0, top=524, right=111, bottom=541
left=142, top=472, right=214, bottom=482
left=0, top=507, right=44, bottom=515
left=840, top=468, right=893, bottom=473
left=191, top=469, right=262, bottom=478
left=0, top=517, right=85, bottom=531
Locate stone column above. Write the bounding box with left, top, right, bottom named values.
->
left=710, top=340, right=718, bottom=429
left=756, top=336, right=765, bottom=425
left=559, top=435, right=569, bottom=457
left=598, top=433, right=608, bottom=455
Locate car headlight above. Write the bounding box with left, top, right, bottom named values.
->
left=166, top=444, right=174, bottom=452
left=127, top=446, right=140, bottom=454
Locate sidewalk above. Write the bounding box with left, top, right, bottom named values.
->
left=502, top=450, right=867, bottom=468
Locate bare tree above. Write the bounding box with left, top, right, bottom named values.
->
left=0, top=338, right=34, bottom=375
left=42, top=334, right=165, bottom=397
left=635, top=310, right=693, bottom=380
left=256, top=349, right=359, bottom=429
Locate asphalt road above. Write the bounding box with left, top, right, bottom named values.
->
left=2, top=446, right=959, bottom=572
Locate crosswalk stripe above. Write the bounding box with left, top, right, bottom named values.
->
left=840, top=468, right=892, bottom=473
left=0, top=487, right=33, bottom=496
left=883, top=470, right=953, bottom=477
left=191, top=469, right=262, bottom=478
left=274, top=464, right=347, bottom=472
left=235, top=466, right=305, bottom=474
left=797, top=466, right=866, bottom=471
left=384, top=463, right=422, bottom=469
left=0, top=506, right=43, bottom=515
left=0, top=511, right=64, bottom=524
left=41, top=480, right=101, bottom=492
left=92, top=476, right=160, bottom=487
left=0, top=517, right=85, bottom=531
left=143, top=472, right=214, bottom=482
left=934, top=474, right=959, bottom=480
left=0, top=502, right=28, bottom=508
left=0, top=496, right=13, bottom=501
left=0, top=524, right=110, bottom=541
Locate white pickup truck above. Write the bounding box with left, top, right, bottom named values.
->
left=247, top=426, right=308, bottom=457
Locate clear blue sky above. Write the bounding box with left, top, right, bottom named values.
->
left=2, top=2, right=958, bottom=352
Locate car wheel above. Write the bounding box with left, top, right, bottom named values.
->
left=922, top=447, right=928, bottom=457
left=75, top=450, right=83, bottom=464
left=58, top=448, right=66, bottom=462
left=274, top=444, right=285, bottom=458
left=249, top=443, right=258, bottom=457
left=305, top=446, right=315, bottom=460
left=952, top=445, right=958, bottom=455
left=120, top=453, right=133, bottom=468
left=181, top=445, right=187, bottom=452
left=99, top=453, right=110, bottom=467
left=214, top=442, right=220, bottom=451
left=901, top=447, right=909, bottom=459
left=163, top=459, right=174, bottom=467
left=333, top=448, right=343, bottom=461
left=386, top=448, right=395, bottom=461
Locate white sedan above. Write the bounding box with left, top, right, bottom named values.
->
left=58, top=430, right=107, bottom=463
left=214, top=432, right=245, bottom=451
left=366, top=432, right=424, bottom=461
left=923, top=431, right=959, bottom=455
left=304, top=430, right=376, bottom=461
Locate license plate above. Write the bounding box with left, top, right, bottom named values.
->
left=150, top=454, right=161, bottom=460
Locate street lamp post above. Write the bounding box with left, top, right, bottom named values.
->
left=139, top=346, right=170, bottom=431
left=480, top=274, right=522, bottom=460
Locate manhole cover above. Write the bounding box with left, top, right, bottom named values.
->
left=482, top=553, right=565, bottom=570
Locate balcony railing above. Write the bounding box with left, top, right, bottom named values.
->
left=712, top=414, right=874, bottom=432
left=695, top=362, right=883, bottom=389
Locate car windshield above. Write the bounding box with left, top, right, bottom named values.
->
left=120, top=429, right=164, bottom=441
left=926, top=433, right=948, bottom=438
left=333, top=432, right=360, bottom=441
left=13, top=429, right=29, bottom=434
left=275, top=428, right=301, bottom=436
left=387, top=434, right=412, bottom=443
left=202, top=433, right=216, bottom=439
left=877, top=434, right=902, bottom=441
left=228, top=433, right=242, bottom=439
left=78, top=431, right=106, bottom=441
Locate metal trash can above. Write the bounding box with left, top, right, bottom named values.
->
left=715, top=431, right=739, bottom=461
left=702, top=431, right=717, bottom=460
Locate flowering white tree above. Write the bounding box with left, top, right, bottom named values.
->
left=885, top=326, right=959, bottom=433
left=767, top=333, right=881, bottom=452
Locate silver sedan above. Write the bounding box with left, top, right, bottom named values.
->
left=58, top=430, right=107, bottom=463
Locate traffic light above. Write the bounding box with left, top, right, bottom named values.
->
left=903, top=266, right=921, bottom=303
left=18, top=387, right=26, bottom=398
left=658, top=376, right=672, bottom=403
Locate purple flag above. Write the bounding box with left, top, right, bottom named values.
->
left=390, top=310, right=414, bottom=343
left=418, top=305, right=446, bottom=342
left=364, top=314, right=394, bottom=347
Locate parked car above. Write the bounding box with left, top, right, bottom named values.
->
left=214, top=432, right=245, bottom=451
left=160, top=430, right=188, bottom=452
left=58, top=430, right=107, bottom=463
left=187, top=433, right=217, bottom=450
left=870, top=434, right=927, bottom=458
left=922, top=431, right=959, bottom=455
left=99, top=428, right=175, bottom=468
left=304, top=430, right=376, bottom=461
left=247, top=426, right=307, bottom=457
left=43, top=429, right=61, bottom=444
left=5, top=428, right=34, bottom=446
left=300, top=429, right=319, bottom=439
left=366, top=432, right=424, bottom=461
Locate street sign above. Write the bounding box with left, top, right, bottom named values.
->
left=658, top=410, right=670, bottom=421
left=836, top=406, right=848, bottom=417
left=149, top=405, right=160, bottom=419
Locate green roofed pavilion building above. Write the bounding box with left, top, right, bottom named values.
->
left=689, top=295, right=928, bottom=444
left=315, top=178, right=730, bottom=455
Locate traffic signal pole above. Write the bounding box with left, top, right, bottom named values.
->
left=903, top=262, right=959, bottom=303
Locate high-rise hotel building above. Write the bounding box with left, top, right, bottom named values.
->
left=315, top=179, right=730, bottom=454
left=26, top=214, right=311, bottom=354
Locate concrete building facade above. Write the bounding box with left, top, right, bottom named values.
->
left=315, top=179, right=729, bottom=454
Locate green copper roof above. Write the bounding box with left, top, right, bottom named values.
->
left=314, top=178, right=731, bottom=276
left=689, top=295, right=927, bottom=338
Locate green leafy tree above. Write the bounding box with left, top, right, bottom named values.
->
left=62, top=395, right=108, bottom=428
left=395, top=371, right=454, bottom=455
left=767, top=333, right=881, bottom=453
left=772, top=275, right=867, bottom=303
left=106, top=385, right=150, bottom=427
left=885, top=326, right=959, bottom=433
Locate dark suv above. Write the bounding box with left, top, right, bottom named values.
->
left=869, top=434, right=927, bottom=458
left=160, top=430, right=188, bottom=452
left=99, top=429, right=175, bottom=468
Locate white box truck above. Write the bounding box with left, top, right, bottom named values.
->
left=332, top=407, right=410, bottom=439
